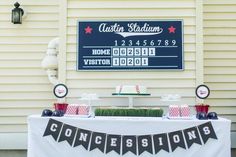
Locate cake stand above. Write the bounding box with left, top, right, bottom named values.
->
left=112, top=93, right=151, bottom=108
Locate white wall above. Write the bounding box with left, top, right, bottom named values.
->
left=65, top=0, right=197, bottom=110
left=203, top=0, right=236, bottom=132
left=0, top=0, right=59, bottom=147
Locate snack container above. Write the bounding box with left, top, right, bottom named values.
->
left=169, top=105, right=180, bottom=117
left=78, top=104, right=90, bottom=115
left=180, top=105, right=190, bottom=117
left=65, top=104, right=78, bottom=115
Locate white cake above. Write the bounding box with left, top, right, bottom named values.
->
left=116, top=85, right=147, bottom=94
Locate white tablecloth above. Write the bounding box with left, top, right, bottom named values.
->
left=27, top=115, right=231, bottom=157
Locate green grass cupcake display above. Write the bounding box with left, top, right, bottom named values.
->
left=95, top=108, right=163, bottom=117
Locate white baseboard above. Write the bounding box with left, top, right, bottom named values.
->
left=0, top=132, right=235, bottom=149
left=0, top=133, right=27, bottom=150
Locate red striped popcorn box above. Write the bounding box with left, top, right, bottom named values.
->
left=180, top=105, right=190, bottom=117
left=65, top=104, right=78, bottom=115
left=169, top=105, right=180, bottom=117
left=78, top=104, right=90, bottom=115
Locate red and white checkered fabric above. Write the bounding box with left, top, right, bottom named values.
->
left=65, top=104, right=78, bottom=115
left=78, top=104, right=90, bottom=115
left=180, top=105, right=190, bottom=117
left=169, top=105, right=180, bottom=117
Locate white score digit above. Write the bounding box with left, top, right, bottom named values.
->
left=142, top=58, right=148, bottom=66
left=150, top=40, right=154, bottom=46
left=127, top=48, right=134, bottom=56
left=128, top=40, right=133, bottom=46
left=165, top=40, right=169, bottom=46
left=134, top=48, right=141, bottom=56
left=134, top=58, right=141, bottom=66
left=172, top=40, right=176, bottom=46
left=114, top=40, right=118, bottom=46
left=120, top=58, right=126, bottom=66
left=127, top=58, right=134, bottom=66
left=112, top=58, right=119, bottom=66
left=121, top=40, right=126, bottom=46
left=143, top=40, right=147, bottom=46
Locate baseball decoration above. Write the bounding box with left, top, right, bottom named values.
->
left=53, top=84, right=68, bottom=98
left=195, top=85, right=210, bottom=99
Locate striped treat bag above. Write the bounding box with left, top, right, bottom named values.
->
left=65, top=104, right=78, bottom=115
left=168, top=105, right=180, bottom=117
left=180, top=105, right=190, bottom=117
left=78, top=104, right=90, bottom=115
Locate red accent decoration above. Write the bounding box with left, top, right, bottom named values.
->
left=84, top=26, right=93, bottom=34
left=54, top=103, right=68, bottom=113
left=195, top=104, right=209, bottom=114
left=168, top=26, right=176, bottom=33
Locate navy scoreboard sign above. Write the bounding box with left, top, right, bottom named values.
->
left=77, top=20, right=183, bottom=70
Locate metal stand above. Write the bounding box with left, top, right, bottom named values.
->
left=128, top=96, right=134, bottom=108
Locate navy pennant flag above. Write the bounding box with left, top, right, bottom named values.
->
left=137, top=135, right=153, bottom=155
left=58, top=124, right=77, bottom=146
left=122, top=136, right=137, bottom=155
left=43, top=118, right=63, bottom=141
left=183, top=127, right=202, bottom=148
left=89, top=132, right=106, bottom=153
left=74, top=129, right=92, bottom=150
left=198, top=122, right=217, bottom=144
left=153, top=133, right=170, bottom=153
left=106, top=134, right=121, bottom=154
left=168, top=130, right=186, bottom=152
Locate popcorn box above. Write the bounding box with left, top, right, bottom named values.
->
left=180, top=105, right=190, bottom=117
left=169, top=105, right=180, bottom=117
left=78, top=104, right=90, bottom=115
left=65, top=104, right=78, bottom=115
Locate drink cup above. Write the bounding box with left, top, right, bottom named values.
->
left=54, top=103, right=68, bottom=114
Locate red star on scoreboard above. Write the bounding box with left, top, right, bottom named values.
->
left=168, top=26, right=176, bottom=33
left=84, top=26, right=93, bottom=34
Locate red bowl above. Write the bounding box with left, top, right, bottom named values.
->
left=195, top=104, right=209, bottom=114
left=54, top=103, right=68, bottom=113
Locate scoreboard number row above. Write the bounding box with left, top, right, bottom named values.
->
left=112, top=58, right=148, bottom=66
left=112, top=47, right=155, bottom=56
left=114, top=39, right=176, bottom=46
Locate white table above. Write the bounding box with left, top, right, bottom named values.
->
left=27, top=115, right=231, bottom=157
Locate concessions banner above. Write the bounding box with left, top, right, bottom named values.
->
left=43, top=119, right=217, bottom=155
